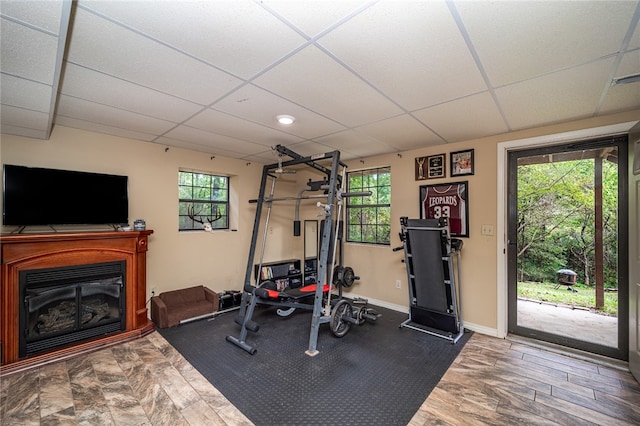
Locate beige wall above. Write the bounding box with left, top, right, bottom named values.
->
left=340, top=109, right=640, bottom=334
left=0, top=126, right=266, bottom=298
left=2, top=109, right=639, bottom=334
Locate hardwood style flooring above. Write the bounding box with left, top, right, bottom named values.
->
left=1, top=331, right=639, bottom=425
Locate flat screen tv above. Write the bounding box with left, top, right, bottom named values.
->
left=3, top=164, right=129, bottom=227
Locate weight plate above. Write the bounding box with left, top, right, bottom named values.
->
left=342, top=266, right=355, bottom=287
left=330, top=299, right=353, bottom=337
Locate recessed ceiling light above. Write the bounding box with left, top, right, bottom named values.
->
left=276, top=114, right=295, bottom=125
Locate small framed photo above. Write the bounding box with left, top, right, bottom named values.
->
left=450, top=149, right=474, bottom=176
left=419, top=181, right=469, bottom=237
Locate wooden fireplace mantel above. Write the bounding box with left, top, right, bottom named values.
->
left=1, top=230, right=154, bottom=375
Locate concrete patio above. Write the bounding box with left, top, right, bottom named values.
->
left=516, top=298, right=618, bottom=348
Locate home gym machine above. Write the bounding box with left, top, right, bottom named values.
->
left=394, top=217, right=464, bottom=343
left=226, top=145, right=378, bottom=356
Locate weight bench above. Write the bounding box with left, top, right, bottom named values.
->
left=226, top=282, right=332, bottom=354
left=396, top=217, right=464, bottom=343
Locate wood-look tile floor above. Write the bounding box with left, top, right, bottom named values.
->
left=1, top=331, right=639, bottom=425
left=410, top=333, right=640, bottom=426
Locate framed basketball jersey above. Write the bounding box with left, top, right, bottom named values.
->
left=419, top=181, right=469, bottom=237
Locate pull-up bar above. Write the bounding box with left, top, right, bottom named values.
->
left=248, top=190, right=372, bottom=204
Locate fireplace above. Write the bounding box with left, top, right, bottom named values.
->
left=19, top=261, right=126, bottom=357
left=1, top=230, right=153, bottom=374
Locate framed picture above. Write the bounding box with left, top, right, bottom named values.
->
left=450, top=149, right=474, bottom=176
left=425, top=153, right=446, bottom=179
left=419, top=181, right=469, bottom=237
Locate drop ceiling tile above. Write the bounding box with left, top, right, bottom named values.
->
left=319, top=0, right=486, bottom=111
left=0, top=19, right=58, bottom=83
left=355, top=114, right=443, bottom=151
left=0, top=0, right=64, bottom=34
left=263, top=1, right=373, bottom=37
left=0, top=105, right=49, bottom=130
left=67, top=7, right=242, bottom=105
left=212, top=84, right=347, bottom=139
left=163, top=125, right=267, bottom=156
left=0, top=125, right=48, bottom=140
left=254, top=45, right=403, bottom=127
left=60, top=63, right=202, bottom=122
left=56, top=95, right=177, bottom=134
left=78, top=0, right=306, bottom=79
left=314, top=129, right=393, bottom=159
left=457, top=0, right=636, bottom=87
left=630, top=16, right=640, bottom=50
left=600, top=83, right=640, bottom=115
left=412, top=92, right=509, bottom=143
left=496, top=58, right=615, bottom=131
left=614, top=50, right=640, bottom=80
left=185, top=108, right=303, bottom=147
left=287, top=140, right=338, bottom=158
left=601, top=51, right=640, bottom=114
left=53, top=117, right=158, bottom=142
left=1, top=74, right=52, bottom=112
left=154, top=135, right=249, bottom=159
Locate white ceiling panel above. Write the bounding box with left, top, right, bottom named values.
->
left=254, top=45, right=404, bottom=127
left=155, top=135, right=260, bottom=159
left=355, top=115, right=443, bottom=152
left=56, top=95, right=177, bottom=135
left=0, top=124, right=48, bottom=140
left=185, top=108, right=303, bottom=147
left=59, top=63, right=202, bottom=122
left=163, top=125, right=267, bottom=156
left=496, top=59, right=616, bottom=131
left=0, top=105, right=49, bottom=131
left=457, top=1, right=635, bottom=87
left=315, top=129, right=394, bottom=159
left=0, top=18, right=58, bottom=83
left=54, top=116, right=158, bottom=142
left=78, top=0, right=307, bottom=79
left=66, top=7, right=242, bottom=106
left=0, top=0, right=64, bottom=34
left=601, top=51, right=640, bottom=114
left=212, top=84, right=347, bottom=138
left=288, top=140, right=339, bottom=158
left=1, top=74, right=52, bottom=112
left=263, top=0, right=374, bottom=37
left=413, top=92, right=509, bottom=143
left=2, top=1, right=639, bottom=162
left=319, top=0, right=487, bottom=111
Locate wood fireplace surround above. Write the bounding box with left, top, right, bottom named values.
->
left=1, top=230, right=154, bottom=375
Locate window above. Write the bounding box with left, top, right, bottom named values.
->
left=179, top=170, right=229, bottom=231
left=346, top=166, right=391, bottom=244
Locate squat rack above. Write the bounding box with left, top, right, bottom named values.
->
left=228, top=145, right=350, bottom=356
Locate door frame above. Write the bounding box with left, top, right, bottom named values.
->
left=496, top=121, right=639, bottom=339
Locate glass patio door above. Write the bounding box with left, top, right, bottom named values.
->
left=507, top=135, right=628, bottom=360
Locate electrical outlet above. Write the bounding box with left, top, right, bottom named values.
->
left=395, top=280, right=401, bottom=289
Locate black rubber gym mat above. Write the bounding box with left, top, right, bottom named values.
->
left=158, top=304, right=471, bottom=426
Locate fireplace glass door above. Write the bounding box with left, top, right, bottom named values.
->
left=20, top=261, right=126, bottom=356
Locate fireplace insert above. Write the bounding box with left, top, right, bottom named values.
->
left=19, top=261, right=126, bottom=357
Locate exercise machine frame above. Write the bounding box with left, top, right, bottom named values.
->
left=396, top=217, right=464, bottom=344
left=227, top=145, right=364, bottom=356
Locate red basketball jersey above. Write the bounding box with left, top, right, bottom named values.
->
left=422, top=185, right=466, bottom=235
